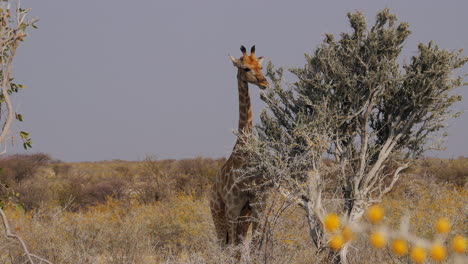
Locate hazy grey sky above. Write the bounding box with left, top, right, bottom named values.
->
left=11, top=0, right=468, bottom=161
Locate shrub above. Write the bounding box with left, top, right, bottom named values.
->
left=56, top=174, right=128, bottom=211
left=15, top=178, right=52, bottom=211
left=412, top=157, right=468, bottom=186
left=0, top=153, right=51, bottom=184
left=174, top=157, right=223, bottom=198
left=80, top=178, right=126, bottom=207
left=138, top=157, right=174, bottom=202
left=52, top=163, right=72, bottom=176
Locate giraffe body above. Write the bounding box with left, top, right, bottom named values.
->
left=210, top=45, right=268, bottom=247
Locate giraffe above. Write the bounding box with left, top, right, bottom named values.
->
left=210, top=45, right=269, bottom=248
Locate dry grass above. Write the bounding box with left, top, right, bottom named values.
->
left=0, top=155, right=466, bottom=263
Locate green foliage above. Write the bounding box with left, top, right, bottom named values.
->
left=0, top=4, right=37, bottom=151
left=259, top=9, right=466, bottom=162
left=248, top=8, right=467, bottom=210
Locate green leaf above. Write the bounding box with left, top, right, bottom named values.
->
left=16, top=113, right=23, bottom=121
left=19, top=131, right=29, bottom=139
left=23, top=142, right=32, bottom=150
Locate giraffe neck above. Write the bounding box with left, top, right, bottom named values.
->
left=237, top=73, right=252, bottom=136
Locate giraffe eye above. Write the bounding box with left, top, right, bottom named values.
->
left=243, top=68, right=251, bottom=72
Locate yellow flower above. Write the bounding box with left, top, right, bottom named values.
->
left=452, top=235, right=467, bottom=254
left=367, top=205, right=384, bottom=224
left=329, top=235, right=344, bottom=251
left=324, top=213, right=340, bottom=232
left=430, top=244, right=446, bottom=261
left=411, top=246, right=426, bottom=264
left=391, top=239, right=408, bottom=256
left=342, top=226, right=354, bottom=242
left=434, top=217, right=451, bottom=234
left=370, top=232, right=386, bottom=249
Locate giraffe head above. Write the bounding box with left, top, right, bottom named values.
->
left=230, top=45, right=269, bottom=89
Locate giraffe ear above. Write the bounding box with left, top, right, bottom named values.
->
left=257, top=56, right=265, bottom=65
left=229, top=55, right=240, bottom=67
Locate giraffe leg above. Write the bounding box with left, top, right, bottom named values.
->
left=250, top=195, right=267, bottom=253
left=219, top=200, right=250, bottom=260
left=227, top=218, right=244, bottom=261
left=250, top=207, right=262, bottom=252
left=236, top=201, right=252, bottom=245
left=210, top=192, right=228, bottom=246
left=228, top=219, right=237, bottom=246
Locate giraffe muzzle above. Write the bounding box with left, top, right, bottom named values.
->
left=259, top=81, right=269, bottom=89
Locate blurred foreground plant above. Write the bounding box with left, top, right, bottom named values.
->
left=323, top=205, right=467, bottom=263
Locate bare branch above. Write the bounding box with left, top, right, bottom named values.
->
left=1, top=208, right=35, bottom=264
left=380, top=162, right=410, bottom=198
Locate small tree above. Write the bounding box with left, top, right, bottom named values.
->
left=242, top=9, right=466, bottom=263
left=0, top=1, right=50, bottom=263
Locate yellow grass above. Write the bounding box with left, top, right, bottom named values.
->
left=0, top=156, right=466, bottom=263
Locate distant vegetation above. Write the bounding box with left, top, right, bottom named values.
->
left=0, top=154, right=466, bottom=263
left=0, top=154, right=224, bottom=211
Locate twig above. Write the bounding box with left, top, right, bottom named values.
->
left=1, top=207, right=35, bottom=263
